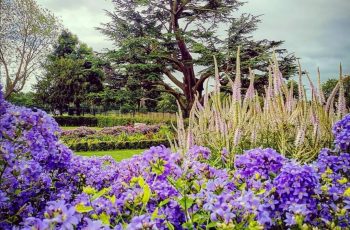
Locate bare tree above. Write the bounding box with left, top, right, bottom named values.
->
left=0, top=0, right=60, bottom=98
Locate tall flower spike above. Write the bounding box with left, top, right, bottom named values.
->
left=244, top=68, right=255, bottom=102
left=337, top=63, right=347, bottom=117
left=272, top=52, right=283, bottom=96
left=232, top=46, right=241, bottom=103
left=286, top=80, right=294, bottom=112
left=306, top=72, right=317, bottom=101
left=325, top=82, right=340, bottom=114
left=264, top=66, right=273, bottom=109
left=317, top=68, right=326, bottom=104
left=297, top=60, right=305, bottom=101
left=213, top=55, right=221, bottom=94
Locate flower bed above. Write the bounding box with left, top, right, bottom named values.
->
left=1, top=88, right=350, bottom=229
left=61, top=125, right=172, bottom=151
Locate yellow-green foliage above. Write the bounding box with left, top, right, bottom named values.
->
left=174, top=49, right=347, bottom=163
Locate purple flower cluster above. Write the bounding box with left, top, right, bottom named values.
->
left=333, top=114, right=350, bottom=151
left=273, top=163, right=319, bottom=225
left=1, top=88, right=350, bottom=229
left=234, top=148, right=286, bottom=180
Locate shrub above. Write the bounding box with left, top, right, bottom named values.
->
left=61, top=125, right=161, bottom=138
left=54, top=115, right=98, bottom=126
left=68, top=139, right=170, bottom=151
left=54, top=115, right=177, bottom=127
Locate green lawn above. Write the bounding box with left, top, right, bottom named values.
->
left=75, top=149, right=145, bottom=161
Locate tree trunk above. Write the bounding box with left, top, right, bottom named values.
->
left=75, top=102, right=81, bottom=116
left=171, top=2, right=200, bottom=117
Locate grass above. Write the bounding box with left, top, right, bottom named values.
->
left=75, top=149, right=146, bottom=161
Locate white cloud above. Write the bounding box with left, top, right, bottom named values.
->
left=239, top=0, right=350, bottom=81
left=34, top=0, right=350, bottom=85
left=37, top=0, right=115, bottom=51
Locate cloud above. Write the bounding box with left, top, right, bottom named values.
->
left=239, top=0, right=350, bottom=81
left=35, top=0, right=350, bottom=83
left=37, top=0, right=115, bottom=51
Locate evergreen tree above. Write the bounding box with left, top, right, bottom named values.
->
left=99, top=0, right=296, bottom=116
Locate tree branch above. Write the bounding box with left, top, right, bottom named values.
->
left=153, top=80, right=186, bottom=109
left=194, top=71, right=213, bottom=92
left=163, top=68, right=184, bottom=90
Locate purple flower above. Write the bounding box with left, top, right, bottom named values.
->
left=127, top=214, right=156, bottom=230
left=235, top=148, right=286, bottom=180
left=333, top=114, right=350, bottom=152
left=187, top=145, right=211, bottom=161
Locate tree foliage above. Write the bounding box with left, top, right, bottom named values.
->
left=0, top=0, right=61, bottom=98
left=322, top=75, right=350, bottom=109
left=34, top=30, right=104, bottom=115
left=99, top=0, right=297, bottom=116
left=7, top=91, right=37, bottom=108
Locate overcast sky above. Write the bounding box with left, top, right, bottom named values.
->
left=36, top=0, right=350, bottom=84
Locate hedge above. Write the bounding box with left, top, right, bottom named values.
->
left=53, top=115, right=177, bottom=127
left=68, top=139, right=170, bottom=152
left=54, top=116, right=98, bottom=127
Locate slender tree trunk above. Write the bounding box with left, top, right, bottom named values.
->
left=75, top=101, right=81, bottom=116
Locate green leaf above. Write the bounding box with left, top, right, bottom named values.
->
left=337, top=177, right=348, bottom=185
left=206, top=222, right=218, bottom=229
left=159, top=198, right=170, bottom=207
left=182, top=221, right=194, bottom=229
left=178, top=196, right=194, bottom=210
left=166, top=222, right=175, bottom=230
left=142, top=183, right=151, bottom=205
left=173, top=178, right=186, bottom=191
left=75, top=203, right=93, bottom=213
left=138, top=177, right=146, bottom=188
left=106, top=195, right=116, bottom=204
left=83, top=186, right=97, bottom=195
left=193, top=182, right=201, bottom=192
left=151, top=207, right=158, bottom=220
left=238, top=182, right=246, bottom=191
left=91, top=187, right=111, bottom=201
left=193, top=213, right=207, bottom=224
left=256, top=189, right=266, bottom=195
left=152, top=159, right=165, bottom=175
left=99, top=212, right=110, bottom=226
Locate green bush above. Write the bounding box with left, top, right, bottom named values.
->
left=68, top=139, right=169, bottom=151
left=54, top=116, right=98, bottom=127
left=54, top=115, right=177, bottom=127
